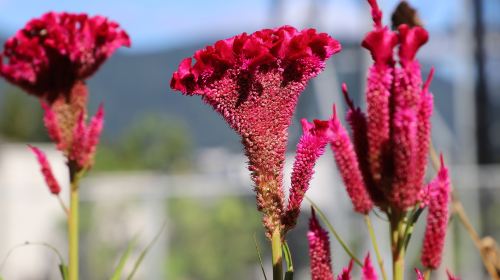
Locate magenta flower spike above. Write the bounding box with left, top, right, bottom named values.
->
left=29, top=145, right=61, bottom=195
left=68, top=104, right=105, bottom=170
left=41, top=101, right=66, bottom=150
left=284, top=119, right=331, bottom=232
left=414, top=69, right=435, bottom=199
left=362, top=254, right=378, bottom=280
left=336, top=260, right=353, bottom=280
left=421, top=154, right=451, bottom=269
left=308, top=209, right=334, bottom=280
left=389, top=24, right=430, bottom=209
left=171, top=26, right=341, bottom=236
left=328, top=105, right=373, bottom=214
left=362, top=0, right=398, bottom=185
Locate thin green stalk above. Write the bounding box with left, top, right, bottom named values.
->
left=68, top=167, right=83, bottom=280
left=390, top=212, right=405, bottom=280
left=253, top=234, right=268, bottom=280
left=306, top=196, right=362, bottom=266
left=423, top=269, right=431, bottom=280
left=364, top=215, right=388, bottom=280
left=282, top=242, right=293, bottom=280
left=271, top=229, right=283, bottom=280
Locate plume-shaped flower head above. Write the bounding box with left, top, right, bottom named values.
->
left=362, top=254, right=378, bottom=280
left=308, top=208, right=334, bottom=280
left=29, top=145, right=61, bottom=195
left=284, top=118, right=332, bottom=232
left=421, top=154, right=451, bottom=269
left=0, top=12, right=130, bottom=102
left=171, top=26, right=341, bottom=236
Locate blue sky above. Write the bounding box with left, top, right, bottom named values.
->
left=0, top=0, right=472, bottom=54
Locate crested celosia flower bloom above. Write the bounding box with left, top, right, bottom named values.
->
left=171, top=26, right=340, bottom=236
left=421, top=155, right=451, bottom=269
left=325, top=0, right=436, bottom=212
left=0, top=12, right=127, bottom=172
left=308, top=209, right=334, bottom=280
left=0, top=12, right=130, bottom=102
left=29, top=145, right=61, bottom=195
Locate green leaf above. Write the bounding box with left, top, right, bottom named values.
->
left=282, top=242, right=293, bottom=280
left=0, top=241, right=67, bottom=279
left=253, top=233, right=268, bottom=280
left=59, top=264, right=69, bottom=280
left=126, top=222, right=166, bottom=280
left=110, top=236, right=139, bottom=280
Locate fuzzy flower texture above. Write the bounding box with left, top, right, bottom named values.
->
left=0, top=12, right=129, bottom=193
left=324, top=0, right=448, bottom=215
left=171, top=26, right=341, bottom=237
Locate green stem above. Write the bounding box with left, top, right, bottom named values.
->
left=423, top=269, right=431, bottom=280
left=306, top=196, right=362, bottom=266
left=364, top=215, right=388, bottom=280
left=393, top=252, right=405, bottom=280
left=271, top=229, right=283, bottom=280
left=68, top=167, right=82, bottom=280
left=390, top=211, right=405, bottom=280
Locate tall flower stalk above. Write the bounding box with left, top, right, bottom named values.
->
left=0, top=12, right=129, bottom=280
left=310, top=1, right=453, bottom=279
left=171, top=26, right=340, bottom=279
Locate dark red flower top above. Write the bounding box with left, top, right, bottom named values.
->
left=0, top=12, right=130, bottom=102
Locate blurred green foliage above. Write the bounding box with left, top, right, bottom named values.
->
left=93, top=114, right=193, bottom=172
left=0, top=89, right=49, bottom=141
left=166, top=197, right=266, bottom=280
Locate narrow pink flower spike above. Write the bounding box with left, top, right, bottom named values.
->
left=0, top=12, right=130, bottom=102
left=362, top=254, right=378, bottom=280
left=414, top=69, right=435, bottom=200
left=336, top=260, right=353, bottom=280
left=82, top=104, right=104, bottom=168
left=389, top=109, right=418, bottom=209
left=69, top=111, right=88, bottom=168
left=415, top=268, right=424, bottom=280
left=29, top=145, right=61, bottom=195
left=171, top=26, right=341, bottom=237
left=284, top=119, right=331, bottom=232
left=308, top=209, right=334, bottom=280
left=446, top=269, right=461, bottom=280
left=329, top=105, right=373, bottom=214
left=362, top=0, right=398, bottom=184
left=342, top=84, right=385, bottom=206
left=421, top=154, right=451, bottom=269
left=41, top=101, right=66, bottom=151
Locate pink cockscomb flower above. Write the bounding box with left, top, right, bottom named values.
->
left=0, top=12, right=130, bottom=102
left=29, top=145, right=61, bottom=195
left=171, top=26, right=340, bottom=236
left=1, top=12, right=126, bottom=172
left=421, top=154, right=451, bottom=269
left=284, top=119, right=331, bottom=232
left=308, top=209, right=334, bottom=280
left=328, top=105, right=373, bottom=214
left=362, top=254, right=378, bottom=280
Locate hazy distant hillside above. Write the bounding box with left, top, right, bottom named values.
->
left=0, top=37, right=454, bottom=151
